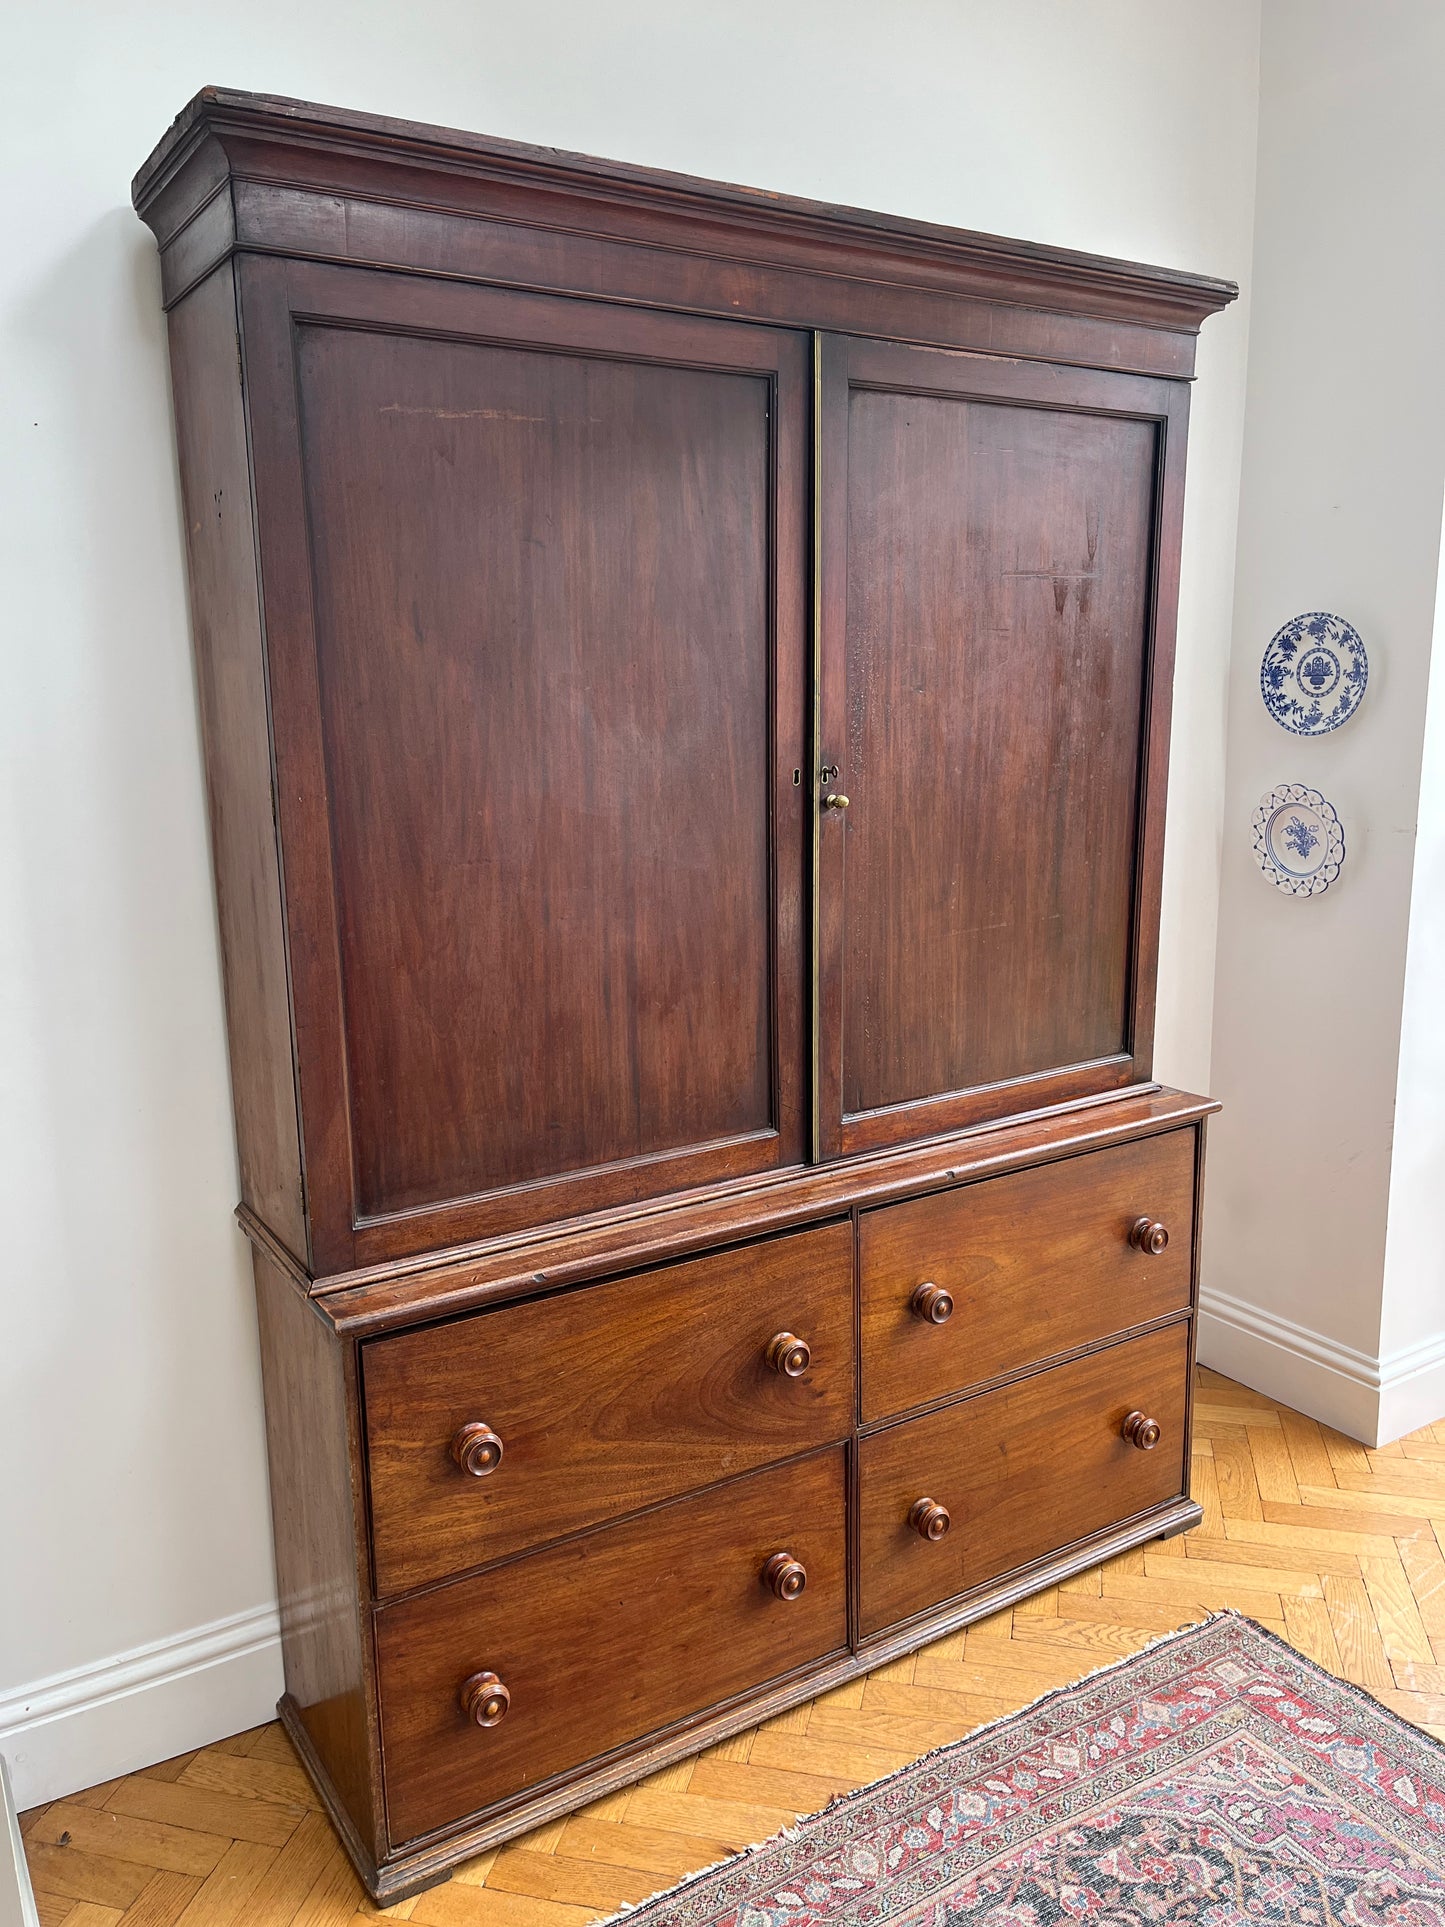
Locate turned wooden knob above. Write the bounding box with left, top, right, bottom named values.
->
left=908, top=1497, right=951, bottom=1541
left=766, top=1332, right=811, bottom=1377
left=450, top=1422, right=504, bottom=1478
left=459, top=1670, right=510, bottom=1726
left=1129, top=1217, right=1170, bottom=1256
left=1122, top=1410, right=1162, bottom=1450
left=762, top=1552, right=808, bottom=1600
left=910, top=1282, right=954, bottom=1324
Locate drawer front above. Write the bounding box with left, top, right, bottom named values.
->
left=858, top=1322, right=1189, bottom=1636
left=364, top=1223, right=853, bottom=1595
left=376, top=1448, right=847, bottom=1844
left=859, top=1130, right=1195, bottom=1422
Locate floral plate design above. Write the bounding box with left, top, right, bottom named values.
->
left=1252, top=782, right=1345, bottom=896
left=1260, top=610, right=1368, bottom=734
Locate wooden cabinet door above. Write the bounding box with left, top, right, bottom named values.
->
left=814, top=336, right=1188, bottom=1159
left=238, top=260, right=809, bottom=1269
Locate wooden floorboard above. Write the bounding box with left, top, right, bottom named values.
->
left=24, top=1370, right=1445, bottom=1924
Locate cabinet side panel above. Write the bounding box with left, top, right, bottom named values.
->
left=253, top=1250, right=381, bottom=1855
left=167, top=263, right=306, bottom=1259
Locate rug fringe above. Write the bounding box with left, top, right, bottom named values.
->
left=592, top=1609, right=1238, bottom=1927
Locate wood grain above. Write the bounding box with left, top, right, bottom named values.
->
left=839, top=364, right=1154, bottom=1112
left=252, top=1254, right=382, bottom=1860
left=858, top=1323, right=1189, bottom=1635
left=298, top=316, right=788, bottom=1221
left=317, top=1091, right=1217, bottom=1335
left=859, top=1130, right=1194, bottom=1420
left=363, top=1223, right=853, bottom=1593
left=138, top=84, right=1227, bottom=1282
left=374, top=1450, right=848, bottom=1842
left=814, top=336, right=1190, bottom=1159
left=236, top=263, right=809, bottom=1265
left=164, top=262, right=307, bottom=1265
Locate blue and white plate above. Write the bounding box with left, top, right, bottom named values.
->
left=1260, top=612, right=1368, bottom=734
left=1252, top=783, right=1345, bottom=896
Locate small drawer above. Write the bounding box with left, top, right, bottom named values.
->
left=375, top=1447, right=847, bottom=1843
left=363, top=1222, right=853, bottom=1596
left=859, top=1130, right=1195, bottom=1422
left=858, top=1322, right=1189, bottom=1636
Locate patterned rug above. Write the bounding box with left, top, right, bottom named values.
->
left=609, top=1614, right=1445, bottom=1927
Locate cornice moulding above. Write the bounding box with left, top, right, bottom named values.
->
left=132, top=87, right=1239, bottom=344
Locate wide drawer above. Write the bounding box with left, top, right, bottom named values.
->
left=375, top=1447, right=847, bottom=1843
left=859, top=1130, right=1195, bottom=1422
left=364, top=1222, right=853, bottom=1595
left=858, top=1322, right=1189, bottom=1636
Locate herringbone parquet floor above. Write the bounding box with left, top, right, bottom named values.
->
left=24, top=1366, right=1445, bottom=1927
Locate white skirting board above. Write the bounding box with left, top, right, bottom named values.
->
left=1198, top=1287, right=1445, bottom=1447
left=0, top=1605, right=281, bottom=1812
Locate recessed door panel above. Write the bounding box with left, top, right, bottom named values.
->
left=240, top=261, right=807, bottom=1264
left=815, top=336, right=1174, bottom=1158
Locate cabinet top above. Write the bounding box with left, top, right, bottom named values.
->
left=133, top=87, right=1236, bottom=365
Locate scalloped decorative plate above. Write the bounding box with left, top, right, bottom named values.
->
left=1252, top=783, right=1345, bottom=896
left=1260, top=612, right=1367, bottom=734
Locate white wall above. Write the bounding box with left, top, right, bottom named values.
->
left=1201, top=0, right=1445, bottom=1442
left=1378, top=497, right=1445, bottom=1431
left=0, top=0, right=1260, bottom=1805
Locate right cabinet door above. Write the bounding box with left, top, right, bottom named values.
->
left=814, top=336, right=1189, bottom=1159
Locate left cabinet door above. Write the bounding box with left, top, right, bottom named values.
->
left=238, top=260, right=810, bottom=1270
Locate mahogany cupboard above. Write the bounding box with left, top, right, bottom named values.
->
left=133, top=89, right=1235, bottom=1901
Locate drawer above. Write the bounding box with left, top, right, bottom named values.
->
left=364, top=1222, right=853, bottom=1595
left=859, top=1130, right=1195, bottom=1422
left=375, top=1447, right=847, bottom=1843
left=858, top=1322, right=1189, bottom=1636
